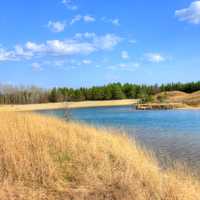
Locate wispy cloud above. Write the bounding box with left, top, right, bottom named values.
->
left=47, top=21, right=66, bottom=32
left=43, top=59, right=77, bottom=68
left=0, top=45, right=33, bottom=61
left=145, top=53, right=166, bottom=63
left=111, top=19, right=120, bottom=26
left=101, top=17, right=120, bottom=26
left=62, top=0, right=78, bottom=10
left=175, top=1, right=200, bottom=24
left=74, top=32, right=96, bottom=39
left=121, top=51, right=129, bottom=59
left=82, top=59, right=92, bottom=64
left=83, top=15, right=96, bottom=23
left=93, top=34, right=122, bottom=50
left=109, top=62, right=140, bottom=71
left=0, top=48, right=16, bottom=61
left=70, top=15, right=96, bottom=25
left=32, top=62, right=43, bottom=71
left=70, top=15, right=82, bottom=25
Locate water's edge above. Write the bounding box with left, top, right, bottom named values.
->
left=38, top=106, right=200, bottom=172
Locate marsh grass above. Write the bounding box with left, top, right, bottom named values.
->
left=0, top=112, right=200, bottom=199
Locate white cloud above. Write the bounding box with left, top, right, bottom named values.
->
left=145, top=53, right=166, bottom=63
left=54, top=60, right=66, bottom=67
left=94, top=34, right=121, bottom=50
left=83, top=32, right=96, bottom=38
left=121, top=51, right=129, bottom=59
left=74, top=32, right=96, bottom=39
left=14, top=45, right=33, bottom=58
left=47, top=21, right=66, bottom=32
left=175, top=1, right=200, bottom=24
left=83, top=15, right=96, bottom=23
left=70, top=15, right=95, bottom=25
left=62, top=0, right=78, bottom=10
left=0, top=45, right=33, bottom=61
left=74, top=33, right=83, bottom=38
left=32, top=62, right=43, bottom=71
left=45, top=40, right=95, bottom=55
left=82, top=59, right=92, bottom=64
left=73, top=33, right=122, bottom=50
left=0, top=34, right=121, bottom=62
left=43, top=59, right=79, bottom=68
left=111, top=19, right=120, bottom=26
left=119, top=62, right=140, bottom=69
left=70, top=15, right=82, bottom=25
left=0, top=48, right=15, bottom=61
left=101, top=17, right=120, bottom=26
left=25, top=42, right=45, bottom=53
left=109, top=62, right=140, bottom=71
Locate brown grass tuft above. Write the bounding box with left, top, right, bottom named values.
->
left=0, top=112, right=199, bottom=199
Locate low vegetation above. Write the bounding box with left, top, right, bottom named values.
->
left=1, top=81, right=200, bottom=104
left=0, top=112, right=200, bottom=199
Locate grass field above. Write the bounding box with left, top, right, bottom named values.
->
left=0, top=112, right=200, bottom=199
left=0, top=99, right=137, bottom=112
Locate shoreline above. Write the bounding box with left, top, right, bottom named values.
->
left=0, top=99, right=138, bottom=112
left=136, top=102, right=200, bottom=110
left=1, top=99, right=200, bottom=112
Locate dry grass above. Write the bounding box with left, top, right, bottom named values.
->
left=155, top=91, right=200, bottom=108
left=0, top=112, right=200, bottom=200
left=0, top=99, right=137, bottom=112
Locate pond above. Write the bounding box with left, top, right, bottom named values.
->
left=38, top=106, right=200, bottom=171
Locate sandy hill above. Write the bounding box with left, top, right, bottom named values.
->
left=155, top=91, right=200, bottom=106
left=0, top=112, right=199, bottom=199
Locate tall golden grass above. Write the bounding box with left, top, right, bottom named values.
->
left=0, top=112, right=200, bottom=200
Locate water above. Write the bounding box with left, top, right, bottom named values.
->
left=38, top=106, right=200, bottom=170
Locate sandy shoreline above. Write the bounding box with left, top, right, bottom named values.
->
left=1, top=99, right=200, bottom=112
left=0, top=99, right=138, bottom=112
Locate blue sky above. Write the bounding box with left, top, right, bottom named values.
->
left=0, top=0, right=200, bottom=88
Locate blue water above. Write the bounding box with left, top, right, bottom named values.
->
left=39, top=106, right=200, bottom=169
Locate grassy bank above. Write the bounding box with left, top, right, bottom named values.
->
left=0, top=112, right=200, bottom=199
left=0, top=99, right=137, bottom=112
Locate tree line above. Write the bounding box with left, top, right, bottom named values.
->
left=0, top=81, right=200, bottom=104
